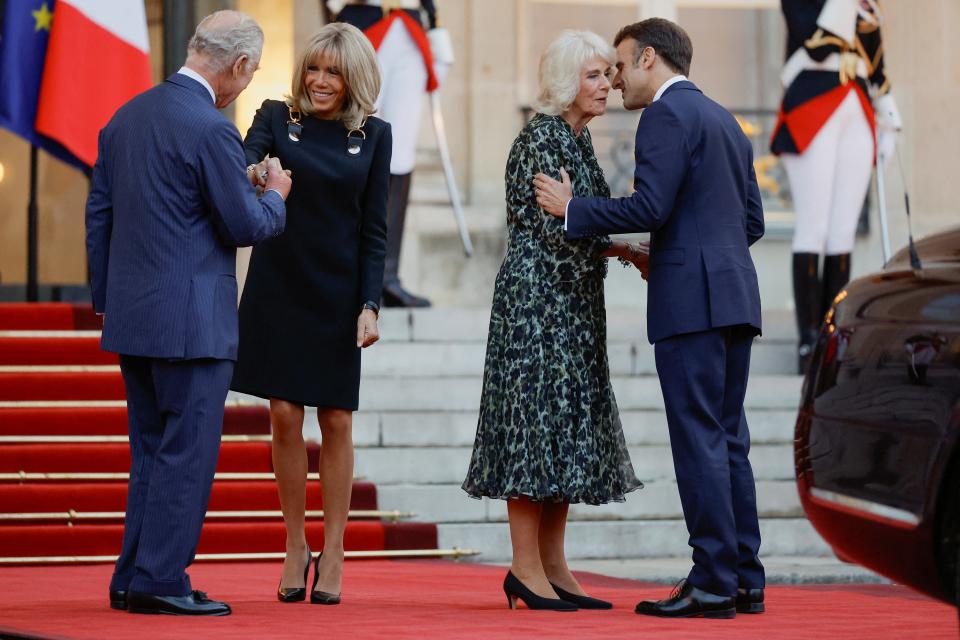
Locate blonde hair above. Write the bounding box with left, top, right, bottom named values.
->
left=535, top=30, right=616, bottom=116
left=288, top=23, right=380, bottom=130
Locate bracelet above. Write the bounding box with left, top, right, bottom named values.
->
left=617, top=245, right=643, bottom=269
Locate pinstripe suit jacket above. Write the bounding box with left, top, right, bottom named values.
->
left=86, top=73, right=286, bottom=360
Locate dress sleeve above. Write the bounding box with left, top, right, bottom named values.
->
left=523, top=122, right=610, bottom=258
left=242, top=100, right=278, bottom=166
left=358, top=123, right=392, bottom=305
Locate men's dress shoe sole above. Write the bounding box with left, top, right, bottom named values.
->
left=128, top=605, right=231, bottom=616
left=635, top=601, right=736, bottom=619
left=109, top=591, right=127, bottom=611
left=737, top=602, right=765, bottom=614
left=637, top=607, right=736, bottom=619
left=127, top=592, right=231, bottom=616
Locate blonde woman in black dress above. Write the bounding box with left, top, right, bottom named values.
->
left=232, top=23, right=391, bottom=605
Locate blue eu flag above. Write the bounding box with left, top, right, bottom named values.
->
left=0, top=0, right=85, bottom=170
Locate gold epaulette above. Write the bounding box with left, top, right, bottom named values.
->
left=804, top=28, right=851, bottom=52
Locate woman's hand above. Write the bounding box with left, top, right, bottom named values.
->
left=356, top=309, right=380, bottom=348
left=607, top=240, right=650, bottom=279
left=625, top=241, right=650, bottom=279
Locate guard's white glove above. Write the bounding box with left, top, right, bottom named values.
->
left=428, top=27, right=454, bottom=87
left=874, top=93, right=901, bottom=163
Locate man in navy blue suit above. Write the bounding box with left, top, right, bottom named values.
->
left=86, top=10, right=290, bottom=616
left=534, top=18, right=766, bottom=619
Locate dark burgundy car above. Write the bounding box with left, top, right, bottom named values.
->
left=795, top=225, right=960, bottom=611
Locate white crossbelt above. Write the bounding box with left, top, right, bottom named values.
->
left=780, top=48, right=868, bottom=89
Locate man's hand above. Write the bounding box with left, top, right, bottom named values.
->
left=356, top=309, right=380, bottom=348
left=263, top=156, right=292, bottom=200
left=532, top=168, right=573, bottom=218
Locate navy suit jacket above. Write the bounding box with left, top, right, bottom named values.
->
left=567, top=80, right=764, bottom=344
left=86, top=74, right=286, bottom=360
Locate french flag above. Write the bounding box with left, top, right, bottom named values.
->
left=35, top=0, right=152, bottom=168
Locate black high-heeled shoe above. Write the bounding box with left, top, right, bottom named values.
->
left=550, top=582, right=613, bottom=610
left=277, top=546, right=312, bottom=603
left=310, top=552, right=342, bottom=605
left=503, top=571, right=577, bottom=611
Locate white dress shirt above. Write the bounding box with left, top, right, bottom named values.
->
left=177, top=66, right=215, bottom=104
left=563, top=74, right=688, bottom=228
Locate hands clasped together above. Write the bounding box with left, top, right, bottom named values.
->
left=532, top=169, right=650, bottom=279
left=246, top=154, right=293, bottom=201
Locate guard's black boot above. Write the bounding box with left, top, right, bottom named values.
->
left=383, top=172, right=431, bottom=308
left=793, top=252, right=822, bottom=375
left=821, top=253, right=851, bottom=318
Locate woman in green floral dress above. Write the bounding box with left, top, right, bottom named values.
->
left=462, top=30, right=645, bottom=611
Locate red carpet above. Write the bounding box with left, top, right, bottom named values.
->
left=0, top=521, right=437, bottom=558
left=0, top=481, right=378, bottom=513
left=0, top=303, right=99, bottom=330
left=0, top=561, right=956, bottom=640
left=0, top=303, right=441, bottom=563
left=0, top=335, right=116, bottom=365
left=0, top=405, right=271, bottom=436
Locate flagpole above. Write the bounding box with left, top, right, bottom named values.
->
left=27, top=144, right=39, bottom=302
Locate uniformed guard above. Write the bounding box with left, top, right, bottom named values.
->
left=331, top=0, right=448, bottom=307
left=771, top=0, right=901, bottom=373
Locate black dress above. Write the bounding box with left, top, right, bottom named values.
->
left=231, top=99, right=391, bottom=410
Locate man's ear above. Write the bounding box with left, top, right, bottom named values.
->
left=233, top=55, right=248, bottom=77
left=641, top=46, right=656, bottom=70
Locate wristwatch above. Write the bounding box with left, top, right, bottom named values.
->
left=361, top=300, right=380, bottom=316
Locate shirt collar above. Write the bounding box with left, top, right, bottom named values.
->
left=177, top=66, right=215, bottom=104
left=653, top=75, right=687, bottom=103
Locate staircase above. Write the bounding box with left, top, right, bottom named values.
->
left=0, top=303, right=463, bottom=565
left=346, top=306, right=830, bottom=562
left=0, top=302, right=832, bottom=566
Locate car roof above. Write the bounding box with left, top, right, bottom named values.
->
left=886, top=224, right=960, bottom=270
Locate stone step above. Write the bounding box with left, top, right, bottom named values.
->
left=354, top=444, right=794, bottom=485
left=566, top=556, right=887, bottom=585
left=438, top=518, right=831, bottom=562
left=362, top=340, right=798, bottom=376
left=350, top=408, right=799, bottom=448
left=376, top=308, right=798, bottom=343
left=376, top=479, right=801, bottom=524
left=338, top=375, right=802, bottom=412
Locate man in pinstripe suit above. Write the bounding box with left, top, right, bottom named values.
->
left=85, top=11, right=289, bottom=616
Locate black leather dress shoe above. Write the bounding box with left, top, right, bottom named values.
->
left=736, top=587, right=765, bottom=613
left=382, top=284, right=431, bottom=308
left=109, top=590, right=127, bottom=611
left=635, top=580, right=736, bottom=619
left=127, top=590, right=231, bottom=616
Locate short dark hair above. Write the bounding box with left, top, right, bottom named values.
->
left=614, top=18, right=692, bottom=77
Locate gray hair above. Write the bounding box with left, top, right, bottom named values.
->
left=188, top=10, right=264, bottom=74
left=535, top=30, right=616, bottom=116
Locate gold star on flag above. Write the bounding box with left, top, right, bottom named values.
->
left=33, top=2, right=53, bottom=32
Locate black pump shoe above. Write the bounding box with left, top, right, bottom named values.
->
left=310, top=552, right=342, bottom=605
left=503, top=572, right=577, bottom=611
left=550, top=582, right=612, bottom=610
left=277, top=546, right=312, bottom=603
left=109, top=589, right=127, bottom=611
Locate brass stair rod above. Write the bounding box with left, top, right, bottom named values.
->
left=0, top=547, right=482, bottom=565
left=0, top=471, right=365, bottom=482
left=0, top=509, right=414, bottom=522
